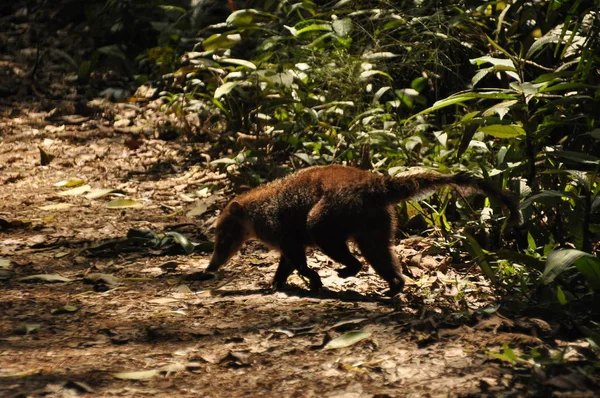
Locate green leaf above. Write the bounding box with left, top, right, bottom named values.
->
left=463, top=234, right=497, bottom=284
left=51, top=305, right=78, bottom=315
left=359, top=70, right=392, bottom=80
left=556, top=285, right=568, bottom=304
left=164, top=232, right=196, bottom=255
left=54, top=179, right=86, bottom=187
left=58, top=184, right=91, bottom=196
left=549, top=151, right=600, bottom=165
left=470, top=56, right=516, bottom=70
left=226, top=9, right=276, bottom=27
left=409, top=91, right=517, bottom=120
left=323, top=330, right=371, bottom=350
left=292, top=152, right=315, bottom=166
left=586, top=128, right=600, bottom=140
left=218, top=58, right=256, bottom=70
left=13, top=323, right=41, bottom=335
left=332, top=18, right=352, bottom=37
left=107, top=199, right=144, bottom=209
left=574, top=255, right=600, bottom=290
left=542, top=249, right=600, bottom=287
left=478, top=124, right=526, bottom=139
left=411, top=77, right=428, bottom=93
left=520, top=190, right=577, bottom=210
left=294, top=23, right=332, bottom=36
left=210, top=157, right=237, bottom=165
left=214, top=82, right=240, bottom=99
left=203, top=33, right=242, bottom=51
left=481, top=100, right=518, bottom=119
left=362, top=52, right=400, bottom=60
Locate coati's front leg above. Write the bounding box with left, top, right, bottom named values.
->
left=272, top=242, right=323, bottom=292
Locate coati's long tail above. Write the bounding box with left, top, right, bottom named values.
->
left=384, top=170, right=522, bottom=225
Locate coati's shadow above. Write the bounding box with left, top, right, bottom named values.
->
left=214, top=286, right=390, bottom=304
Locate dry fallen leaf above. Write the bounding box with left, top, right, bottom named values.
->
left=323, top=330, right=372, bottom=350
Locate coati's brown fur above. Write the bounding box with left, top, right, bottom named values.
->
left=207, top=165, right=520, bottom=296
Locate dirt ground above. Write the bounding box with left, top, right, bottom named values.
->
left=1, top=4, right=598, bottom=398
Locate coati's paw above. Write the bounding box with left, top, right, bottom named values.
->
left=391, top=293, right=403, bottom=308
left=336, top=266, right=361, bottom=278
left=309, top=279, right=323, bottom=292
left=272, top=280, right=287, bottom=292
left=184, top=271, right=216, bottom=281
left=387, top=277, right=405, bottom=297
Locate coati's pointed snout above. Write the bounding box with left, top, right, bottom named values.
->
left=206, top=200, right=250, bottom=272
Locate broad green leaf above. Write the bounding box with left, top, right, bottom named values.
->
left=574, top=255, right=600, bottom=290
left=509, top=82, right=540, bottom=98
left=203, top=33, right=241, bottom=51
left=210, top=157, right=237, bottom=165
left=549, top=151, right=600, bottom=165
left=478, top=124, right=526, bottom=139
left=409, top=91, right=518, bottom=120
left=470, top=56, right=516, bottom=70
left=471, top=67, right=492, bottom=87
left=214, top=82, right=240, bottom=99
left=359, top=70, right=392, bottom=80
left=58, top=184, right=91, bottom=196
left=293, top=152, right=315, bottom=166
left=38, top=203, right=75, bottom=211
left=323, top=330, right=371, bottom=350
left=332, top=18, right=352, bottom=37
left=464, top=234, right=497, bottom=284
left=586, top=128, right=600, bottom=140
left=164, top=232, right=196, bottom=255
left=411, top=77, right=427, bottom=93
left=541, top=249, right=599, bottom=286
left=539, top=82, right=589, bottom=93
left=54, top=179, right=86, bottom=187
left=158, top=5, right=186, bottom=13
left=556, top=285, right=568, bottom=304
left=13, top=323, right=41, bottom=335
left=19, top=274, right=72, bottom=283
left=520, top=190, right=577, bottom=210
left=362, top=52, right=400, bottom=60
left=107, top=199, right=144, bottom=209
left=482, top=100, right=518, bottom=119
left=218, top=58, right=256, bottom=70
left=294, top=23, right=332, bottom=36
left=226, top=9, right=276, bottom=27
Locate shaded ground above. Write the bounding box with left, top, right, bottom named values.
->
left=1, top=4, right=598, bottom=398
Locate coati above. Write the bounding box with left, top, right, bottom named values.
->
left=206, top=165, right=520, bottom=296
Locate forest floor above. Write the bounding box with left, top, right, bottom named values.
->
left=0, top=4, right=598, bottom=398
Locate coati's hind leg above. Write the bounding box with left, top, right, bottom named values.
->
left=312, top=237, right=363, bottom=278
left=308, top=199, right=363, bottom=278
left=355, top=209, right=405, bottom=296
left=356, top=236, right=405, bottom=296
left=272, top=242, right=323, bottom=292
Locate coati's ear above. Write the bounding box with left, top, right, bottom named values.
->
left=228, top=200, right=244, bottom=216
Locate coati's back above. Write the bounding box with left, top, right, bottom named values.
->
left=235, top=165, right=385, bottom=246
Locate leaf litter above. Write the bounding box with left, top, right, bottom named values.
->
left=0, top=11, right=598, bottom=398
